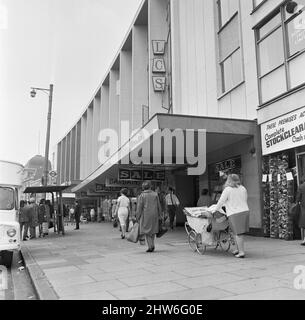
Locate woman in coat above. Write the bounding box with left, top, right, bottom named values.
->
left=296, top=178, right=305, bottom=246
left=136, top=181, right=162, bottom=252
left=214, top=174, right=250, bottom=258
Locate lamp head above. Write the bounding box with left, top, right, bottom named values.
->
left=286, top=1, right=298, bottom=14
left=30, top=89, right=36, bottom=98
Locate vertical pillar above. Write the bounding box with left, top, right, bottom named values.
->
left=86, top=105, right=93, bottom=177
left=75, top=121, right=81, bottom=180
left=66, top=133, right=71, bottom=183
left=120, top=50, right=132, bottom=145
left=132, top=25, right=149, bottom=131
left=71, top=126, right=76, bottom=181
left=56, top=142, right=61, bottom=185
left=92, top=93, right=101, bottom=170
left=80, top=114, right=87, bottom=180
left=109, top=69, right=120, bottom=140
left=148, top=0, right=170, bottom=115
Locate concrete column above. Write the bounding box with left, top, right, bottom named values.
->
left=109, top=69, right=120, bottom=138
left=75, top=121, right=81, bottom=180
left=132, top=25, right=149, bottom=131
left=92, top=94, right=101, bottom=171
left=120, top=51, right=132, bottom=145
left=86, top=105, right=93, bottom=177
left=148, top=0, right=170, bottom=115
left=66, top=133, right=71, bottom=183
left=71, top=126, right=76, bottom=181
left=80, top=114, right=87, bottom=180
left=61, top=137, right=66, bottom=184
left=56, top=142, right=61, bottom=185
left=100, top=84, right=110, bottom=131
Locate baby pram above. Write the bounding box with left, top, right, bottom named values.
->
left=183, top=205, right=235, bottom=255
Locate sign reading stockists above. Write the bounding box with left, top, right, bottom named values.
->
left=261, top=106, right=305, bottom=155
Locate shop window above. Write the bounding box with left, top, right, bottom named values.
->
left=217, top=1, right=243, bottom=94
left=255, top=2, right=305, bottom=104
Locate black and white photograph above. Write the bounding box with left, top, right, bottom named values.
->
left=1, top=0, right=305, bottom=311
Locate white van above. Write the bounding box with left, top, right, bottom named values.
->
left=0, top=160, right=23, bottom=268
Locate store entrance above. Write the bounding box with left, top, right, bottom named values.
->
left=297, top=152, right=305, bottom=183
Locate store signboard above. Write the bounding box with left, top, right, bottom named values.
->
left=261, top=107, right=305, bottom=155
left=118, top=168, right=165, bottom=181
left=105, top=178, right=142, bottom=188
left=208, top=156, right=242, bottom=181
left=95, top=183, right=121, bottom=193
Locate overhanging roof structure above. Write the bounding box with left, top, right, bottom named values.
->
left=72, top=113, right=257, bottom=193
left=23, top=186, right=70, bottom=194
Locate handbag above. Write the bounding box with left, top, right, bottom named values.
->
left=156, top=219, right=168, bottom=238
left=126, top=222, right=140, bottom=243
left=113, top=218, right=118, bottom=228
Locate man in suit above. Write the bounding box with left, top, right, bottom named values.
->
left=74, top=200, right=81, bottom=230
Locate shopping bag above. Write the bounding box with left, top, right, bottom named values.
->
left=128, top=220, right=134, bottom=231
left=42, top=222, right=48, bottom=234
left=126, top=222, right=140, bottom=243
left=126, top=215, right=129, bottom=232
left=156, top=219, right=168, bottom=238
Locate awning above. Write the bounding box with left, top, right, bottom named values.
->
left=23, top=186, right=70, bottom=194
left=72, top=113, right=257, bottom=193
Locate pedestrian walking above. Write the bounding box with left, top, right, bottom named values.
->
left=38, top=199, right=46, bottom=237
left=74, top=200, right=81, bottom=230
left=19, top=200, right=29, bottom=240
left=136, top=181, right=162, bottom=252
left=214, top=174, right=250, bottom=258
left=90, top=207, right=96, bottom=222
left=296, top=178, right=305, bottom=246
left=115, top=188, right=130, bottom=239
left=165, top=187, right=180, bottom=230
left=28, top=197, right=38, bottom=239
left=69, top=205, right=75, bottom=223
left=197, top=189, right=212, bottom=207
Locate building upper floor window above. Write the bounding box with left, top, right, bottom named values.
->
left=253, top=0, right=265, bottom=9
left=255, top=0, right=305, bottom=104
left=218, top=0, right=239, bottom=28
left=216, top=0, right=243, bottom=95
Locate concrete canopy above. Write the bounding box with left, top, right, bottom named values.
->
left=72, top=114, right=257, bottom=193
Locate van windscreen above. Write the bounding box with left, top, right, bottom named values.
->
left=0, top=187, right=14, bottom=210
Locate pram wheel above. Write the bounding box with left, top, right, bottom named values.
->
left=188, top=230, right=197, bottom=252
left=195, top=234, right=206, bottom=255
left=218, top=231, right=231, bottom=252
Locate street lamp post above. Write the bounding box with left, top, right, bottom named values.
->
left=30, top=84, right=54, bottom=192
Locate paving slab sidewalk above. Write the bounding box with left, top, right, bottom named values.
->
left=21, top=222, right=305, bottom=300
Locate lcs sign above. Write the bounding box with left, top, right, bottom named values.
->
left=152, top=40, right=166, bottom=92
